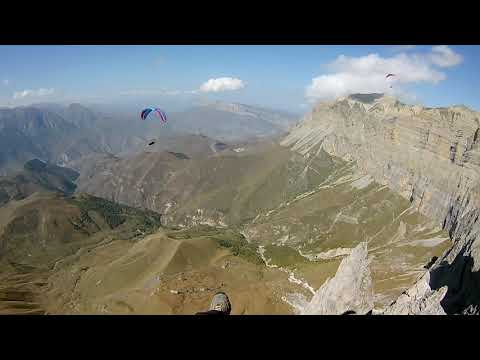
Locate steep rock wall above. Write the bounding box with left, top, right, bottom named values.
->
left=281, top=94, right=480, bottom=313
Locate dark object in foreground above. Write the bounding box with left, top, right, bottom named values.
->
left=148, top=141, right=156, bottom=146
left=196, top=292, right=231, bottom=315
left=341, top=309, right=373, bottom=315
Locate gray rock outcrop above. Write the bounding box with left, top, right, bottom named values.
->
left=383, top=272, right=447, bottom=315
left=281, top=94, right=480, bottom=314
left=287, top=242, right=374, bottom=315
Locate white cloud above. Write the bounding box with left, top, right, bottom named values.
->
left=429, top=45, right=463, bottom=67
left=2, top=79, right=9, bottom=86
left=306, top=46, right=463, bottom=101
left=199, top=77, right=245, bottom=92
left=13, top=88, right=55, bottom=99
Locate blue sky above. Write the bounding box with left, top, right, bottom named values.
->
left=0, top=45, right=478, bottom=113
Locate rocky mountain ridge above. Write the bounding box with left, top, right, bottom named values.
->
left=281, top=93, right=480, bottom=314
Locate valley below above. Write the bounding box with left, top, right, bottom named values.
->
left=1, top=94, right=479, bottom=315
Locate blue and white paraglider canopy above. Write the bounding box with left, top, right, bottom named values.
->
left=140, top=107, right=167, bottom=123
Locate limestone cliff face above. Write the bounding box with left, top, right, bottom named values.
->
left=281, top=94, right=480, bottom=314
left=289, top=242, right=374, bottom=315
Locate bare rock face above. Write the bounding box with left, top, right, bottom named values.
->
left=291, top=242, right=374, bottom=315
left=383, top=272, right=447, bottom=315
left=282, top=94, right=480, bottom=314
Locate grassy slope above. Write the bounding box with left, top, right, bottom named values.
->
left=0, top=193, right=162, bottom=269
left=169, top=144, right=338, bottom=226
left=245, top=158, right=451, bottom=306
left=75, top=142, right=450, bottom=309
left=0, top=193, right=298, bottom=314
left=37, top=226, right=297, bottom=315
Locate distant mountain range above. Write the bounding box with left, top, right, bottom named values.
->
left=168, top=102, right=297, bottom=142
left=0, top=102, right=298, bottom=175
left=0, top=159, right=79, bottom=206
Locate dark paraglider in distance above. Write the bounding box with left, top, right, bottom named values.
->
left=386, top=73, right=396, bottom=88
left=140, top=107, right=166, bottom=148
